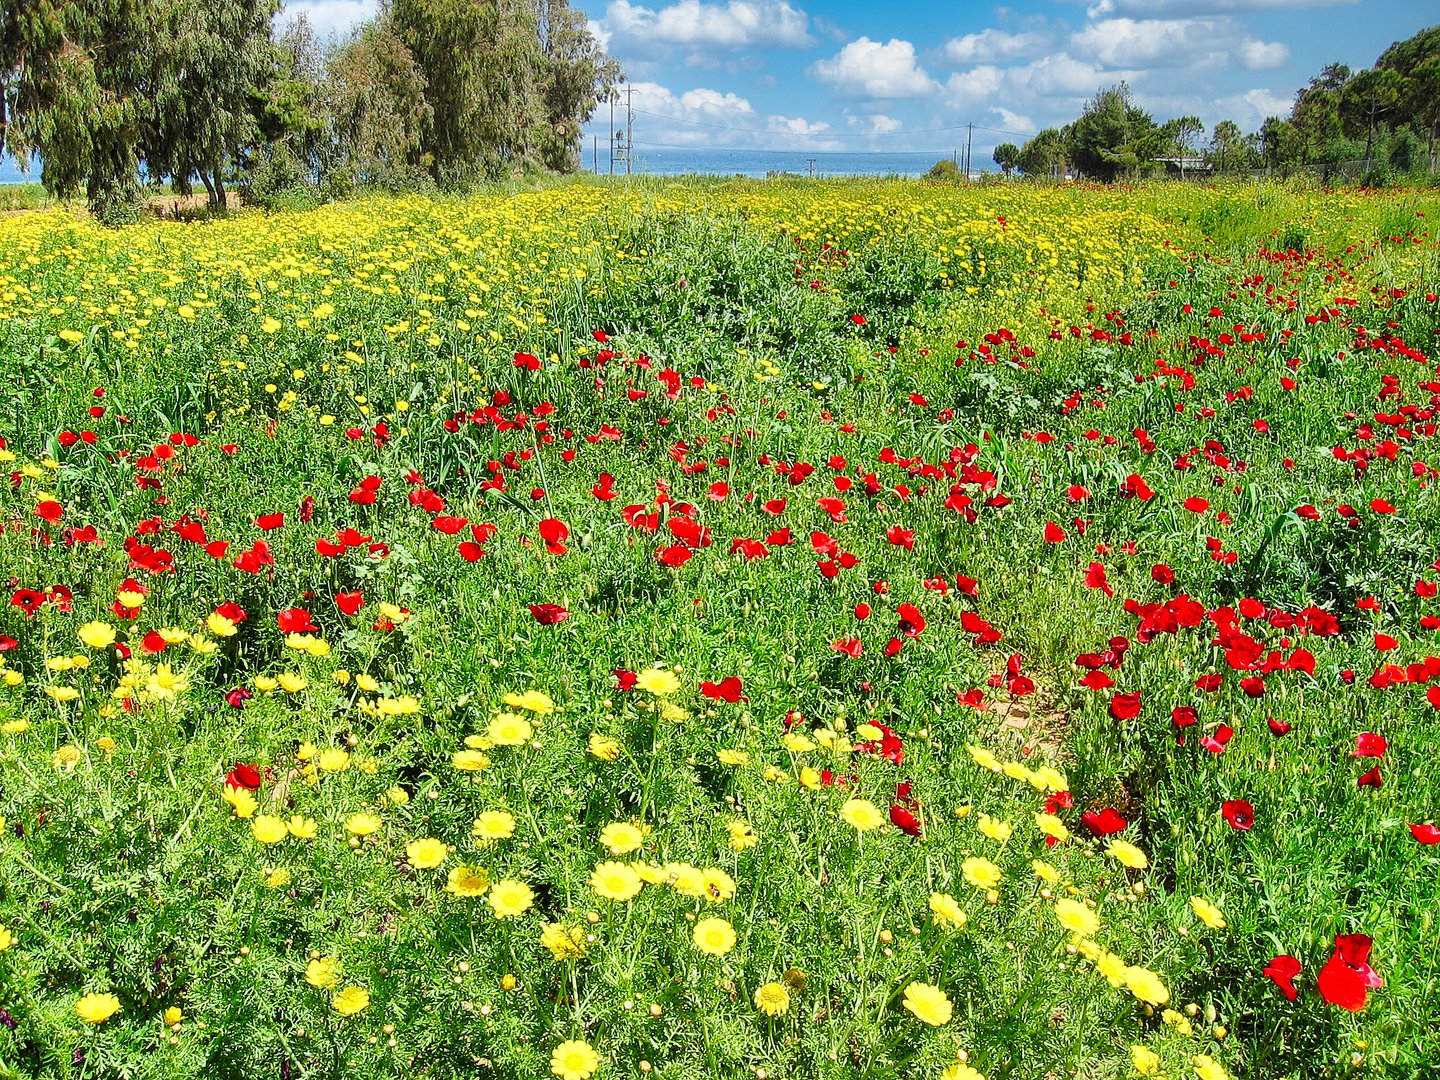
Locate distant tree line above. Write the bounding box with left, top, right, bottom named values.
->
left=0, top=0, right=617, bottom=220
left=989, top=23, right=1439, bottom=184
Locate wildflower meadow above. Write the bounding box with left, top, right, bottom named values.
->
left=0, top=178, right=1437, bottom=1080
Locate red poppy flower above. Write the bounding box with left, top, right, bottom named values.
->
left=1317, top=934, right=1382, bottom=1012
left=34, top=500, right=63, bottom=523
left=1263, top=955, right=1302, bottom=1001
left=1195, top=673, right=1223, bottom=692
left=225, top=763, right=262, bottom=790
left=1043, top=521, right=1067, bottom=543
left=254, top=512, right=284, bottom=530
left=1222, top=798, right=1254, bottom=830
left=528, top=604, right=569, bottom=625
left=1369, top=498, right=1396, bottom=515
left=1353, top=732, right=1386, bottom=757
left=700, top=677, right=745, bottom=703
left=225, top=687, right=252, bottom=709
left=1357, top=766, right=1383, bottom=788
left=889, top=805, right=920, bottom=836
left=613, top=669, right=637, bottom=692
left=1081, top=807, right=1128, bottom=836
left=538, top=518, right=569, bottom=555
left=1200, top=725, right=1234, bottom=753
left=1409, top=823, right=1440, bottom=844
left=1268, top=717, right=1293, bottom=736
left=655, top=545, right=692, bottom=567
left=277, top=608, right=316, bottom=634
left=1183, top=496, right=1210, bottom=513
left=1428, top=685, right=1440, bottom=710
left=1084, top=562, right=1114, bottom=597
left=832, top=638, right=863, bottom=658
left=1108, top=692, right=1142, bottom=720
left=896, top=603, right=925, bottom=638
left=334, top=591, right=364, bottom=616
left=1151, top=563, right=1174, bottom=584
left=1171, top=705, right=1198, bottom=728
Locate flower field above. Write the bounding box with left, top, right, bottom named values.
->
left=0, top=179, right=1437, bottom=1080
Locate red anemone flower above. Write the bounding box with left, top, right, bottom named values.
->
left=1081, top=807, right=1128, bottom=836
left=889, top=805, right=920, bottom=836
left=1353, top=732, right=1386, bottom=757
left=1409, top=823, right=1440, bottom=844
left=528, top=604, right=569, bottom=625
left=699, top=677, right=746, bottom=703
left=1317, top=934, right=1382, bottom=1012
left=1221, top=799, right=1254, bottom=830
left=225, top=763, right=262, bottom=790
left=896, top=603, right=925, bottom=638
left=1263, top=955, right=1302, bottom=1001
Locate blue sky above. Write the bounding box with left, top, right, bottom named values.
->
left=285, top=1, right=1434, bottom=161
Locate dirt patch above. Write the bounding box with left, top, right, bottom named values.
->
left=148, top=192, right=242, bottom=218
left=985, top=695, right=1069, bottom=757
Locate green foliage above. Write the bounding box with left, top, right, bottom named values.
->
left=991, top=144, right=1020, bottom=177
left=1016, top=128, right=1067, bottom=179
left=925, top=159, right=959, bottom=181
left=1069, top=84, right=1165, bottom=182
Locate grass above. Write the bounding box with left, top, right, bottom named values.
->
left=0, top=177, right=1435, bottom=1079
left=0, top=184, right=53, bottom=212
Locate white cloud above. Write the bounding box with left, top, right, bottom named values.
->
left=617, top=80, right=839, bottom=148
left=991, top=108, right=1036, bottom=134
left=771, top=114, right=831, bottom=135
left=940, top=29, right=1052, bottom=66
left=1237, top=38, right=1289, bottom=70
left=1214, top=87, right=1294, bottom=129
left=601, top=0, right=812, bottom=51
left=844, top=111, right=903, bottom=134
left=810, top=38, right=939, bottom=99
left=1071, top=18, right=1251, bottom=69
left=280, top=0, right=377, bottom=38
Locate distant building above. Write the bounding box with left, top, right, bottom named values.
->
left=1154, top=156, right=1213, bottom=177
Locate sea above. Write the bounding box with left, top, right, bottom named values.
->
left=0, top=155, right=33, bottom=183
left=1, top=148, right=973, bottom=186
left=587, top=146, right=967, bottom=178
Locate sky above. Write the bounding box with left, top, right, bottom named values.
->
left=284, top=1, right=1436, bottom=162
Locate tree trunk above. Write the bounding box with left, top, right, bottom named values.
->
left=212, top=170, right=227, bottom=211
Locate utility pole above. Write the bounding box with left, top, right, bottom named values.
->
left=592, top=136, right=597, bottom=173
left=624, top=83, right=633, bottom=177
left=608, top=92, right=615, bottom=176
left=807, top=158, right=816, bottom=179
left=964, top=122, right=973, bottom=180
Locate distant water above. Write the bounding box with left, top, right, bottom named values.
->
left=584, top=146, right=977, bottom=179
left=0, top=155, right=36, bottom=184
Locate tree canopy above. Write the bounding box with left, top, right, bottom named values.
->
left=0, top=0, right=616, bottom=216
